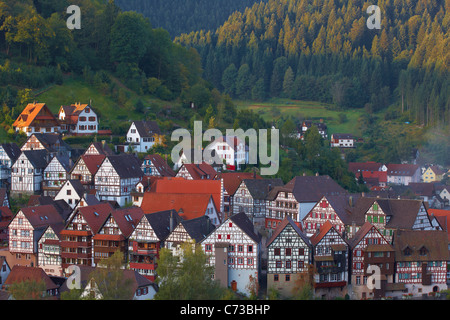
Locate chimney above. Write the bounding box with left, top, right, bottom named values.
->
left=315, top=172, right=319, bottom=176
left=169, top=210, right=174, bottom=232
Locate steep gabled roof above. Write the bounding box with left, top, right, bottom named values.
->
left=4, top=266, right=59, bottom=291
left=386, top=163, right=419, bottom=176
left=18, top=149, right=49, bottom=169
left=144, top=209, right=183, bottom=241
left=141, top=193, right=216, bottom=221
left=219, top=172, right=262, bottom=195
left=111, top=206, right=145, bottom=238
left=0, top=143, right=21, bottom=162
left=104, top=154, right=143, bottom=179
left=178, top=162, right=217, bottom=180
left=152, top=178, right=221, bottom=212
left=285, top=175, right=347, bottom=203
left=229, top=211, right=261, bottom=244
left=19, top=204, right=65, bottom=230
left=180, top=215, right=216, bottom=244
left=393, top=229, right=449, bottom=261
left=132, top=120, right=161, bottom=137
left=266, top=215, right=309, bottom=248
left=242, top=178, right=284, bottom=200
left=13, top=103, right=59, bottom=129
left=142, top=154, right=175, bottom=177
left=72, top=202, right=115, bottom=235
left=77, top=154, right=106, bottom=175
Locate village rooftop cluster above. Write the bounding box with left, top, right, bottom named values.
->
left=0, top=102, right=448, bottom=300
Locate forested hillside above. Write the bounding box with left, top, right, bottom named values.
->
left=114, top=0, right=267, bottom=38
left=176, top=0, right=450, bottom=127
left=0, top=0, right=230, bottom=134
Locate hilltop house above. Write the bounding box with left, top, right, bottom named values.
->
left=13, top=102, right=60, bottom=136
left=58, top=103, right=98, bottom=135
left=330, top=133, right=355, bottom=148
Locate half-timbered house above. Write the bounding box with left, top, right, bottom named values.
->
left=0, top=143, right=21, bottom=188
left=141, top=192, right=221, bottom=227
left=58, top=103, right=98, bottom=135
left=350, top=197, right=436, bottom=243
left=84, top=141, right=113, bottom=156
left=165, top=215, right=215, bottom=256
left=21, top=133, right=71, bottom=158
left=60, top=202, right=114, bottom=271
left=93, top=206, right=144, bottom=265
left=94, top=154, right=143, bottom=207
left=69, top=154, right=105, bottom=189
left=219, top=172, right=262, bottom=221
left=201, top=211, right=261, bottom=296
left=37, top=224, right=64, bottom=277
left=13, top=102, right=60, bottom=136
left=266, top=216, right=312, bottom=298
left=128, top=209, right=183, bottom=281
left=266, top=186, right=300, bottom=230
left=302, top=194, right=359, bottom=237
left=348, top=222, right=395, bottom=300
left=54, top=179, right=86, bottom=209
left=10, top=149, right=49, bottom=196
left=310, top=221, right=349, bottom=299
left=141, top=154, right=175, bottom=177
left=8, top=204, right=65, bottom=268
left=392, top=229, right=449, bottom=298
left=175, top=162, right=218, bottom=180
left=233, top=178, right=284, bottom=229
left=43, top=155, right=73, bottom=197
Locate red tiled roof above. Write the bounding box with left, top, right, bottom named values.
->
left=141, top=193, right=215, bottom=221
left=180, top=162, right=217, bottom=180
left=20, top=204, right=65, bottom=229
left=5, top=266, right=59, bottom=291
left=70, top=202, right=114, bottom=235
left=80, top=154, right=106, bottom=175
left=13, top=102, right=59, bottom=128
left=219, top=172, right=262, bottom=195
left=386, top=163, right=419, bottom=176
left=153, top=178, right=221, bottom=212
left=348, top=162, right=383, bottom=174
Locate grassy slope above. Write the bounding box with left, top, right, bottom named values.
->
left=235, top=98, right=366, bottom=137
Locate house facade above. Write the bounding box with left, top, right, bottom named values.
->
left=330, top=133, right=355, bottom=148
left=43, top=155, right=72, bottom=197
left=201, top=212, right=261, bottom=296
left=392, top=229, right=449, bottom=298
left=348, top=222, right=395, bottom=300
left=10, top=150, right=49, bottom=196
left=266, top=216, right=312, bottom=298
left=128, top=210, right=182, bottom=281
left=126, top=120, right=161, bottom=153
left=37, top=225, right=63, bottom=277
left=58, top=103, right=98, bottom=135
left=13, top=102, right=60, bottom=136
left=0, top=143, right=21, bottom=188
left=94, top=154, right=143, bottom=207
left=310, top=221, right=349, bottom=299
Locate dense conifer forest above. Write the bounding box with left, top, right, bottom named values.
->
left=175, top=0, right=450, bottom=127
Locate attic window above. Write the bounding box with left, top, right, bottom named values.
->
left=419, top=247, right=428, bottom=256
left=94, top=212, right=99, bottom=217
left=403, top=247, right=412, bottom=256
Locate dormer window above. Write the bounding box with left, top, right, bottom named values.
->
left=419, top=246, right=428, bottom=256
left=403, top=247, right=412, bottom=256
